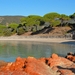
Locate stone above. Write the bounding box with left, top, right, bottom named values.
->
left=51, top=53, right=59, bottom=59
left=0, top=56, right=59, bottom=75
left=58, top=69, right=74, bottom=75
left=0, top=60, right=8, bottom=67
left=66, top=53, right=75, bottom=62
left=0, top=53, right=75, bottom=75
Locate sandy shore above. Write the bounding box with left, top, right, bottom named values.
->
left=0, top=36, right=75, bottom=43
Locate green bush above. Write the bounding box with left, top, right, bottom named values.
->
left=3, top=29, right=13, bottom=36
left=52, top=20, right=61, bottom=27
left=17, top=27, right=25, bottom=35
left=0, top=25, right=6, bottom=36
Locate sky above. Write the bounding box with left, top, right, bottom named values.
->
left=0, top=0, right=75, bottom=16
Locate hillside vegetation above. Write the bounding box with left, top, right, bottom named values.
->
left=0, top=16, right=25, bottom=25
left=0, top=12, right=75, bottom=36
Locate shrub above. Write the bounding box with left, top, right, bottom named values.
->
left=17, top=27, right=25, bottom=35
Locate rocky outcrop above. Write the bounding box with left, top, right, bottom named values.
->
left=0, top=60, right=8, bottom=67
left=0, top=57, right=59, bottom=75
left=0, top=53, right=75, bottom=75
left=66, top=52, right=75, bottom=62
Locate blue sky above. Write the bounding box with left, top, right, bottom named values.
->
left=0, top=0, right=75, bottom=16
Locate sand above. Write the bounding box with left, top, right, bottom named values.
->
left=0, top=36, right=75, bottom=43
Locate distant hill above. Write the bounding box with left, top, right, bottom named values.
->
left=0, top=16, right=25, bottom=25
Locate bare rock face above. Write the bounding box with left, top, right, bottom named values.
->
left=39, top=53, right=73, bottom=67
left=0, top=60, right=8, bottom=67
left=39, top=53, right=75, bottom=75
left=0, top=56, right=59, bottom=75
left=66, top=52, right=75, bottom=62
left=0, top=53, right=75, bottom=75
left=58, top=69, right=74, bottom=75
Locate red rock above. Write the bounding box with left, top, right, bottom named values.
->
left=26, top=56, right=37, bottom=63
left=9, top=57, right=26, bottom=71
left=24, top=57, right=57, bottom=75
left=0, top=60, right=8, bottom=67
left=66, top=54, right=75, bottom=62
left=61, top=57, right=73, bottom=67
left=0, top=56, right=59, bottom=75
left=0, top=54, right=75, bottom=75
left=72, top=57, right=75, bottom=62
left=11, top=70, right=28, bottom=75
left=39, top=57, right=46, bottom=63
left=24, top=66, right=40, bottom=75
left=0, top=72, right=3, bottom=75
left=58, top=69, right=74, bottom=75
left=67, top=55, right=73, bottom=60
left=0, top=71, right=12, bottom=75
left=51, top=53, right=59, bottom=59
left=48, top=54, right=60, bottom=68
left=52, top=66, right=58, bottom=72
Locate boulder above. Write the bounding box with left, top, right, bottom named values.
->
left=0, top=53, right=75, bottom=75
left=66, top=52, right=75, bottom=62
left=0, top=60, right=8, bottom=67
left=0, top=56, right=59, bottom=75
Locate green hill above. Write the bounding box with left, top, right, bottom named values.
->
left=0, top=16, right=25, bottom=25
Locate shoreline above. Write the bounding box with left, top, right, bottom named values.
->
left=0, top=36, right=75, bottom=43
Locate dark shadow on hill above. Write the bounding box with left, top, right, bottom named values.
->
left=31, top=27, right=54, bottom=35
left=67, top=29, right=75, bottom=33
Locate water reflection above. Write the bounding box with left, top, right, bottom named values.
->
left=0, top=40, right=75, bottom=62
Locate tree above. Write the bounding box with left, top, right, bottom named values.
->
left=3, top=28, right=13, bottom=36
left=9, top=23, right=18, bottom=28
left=20, top=15, right=43, bottom=26
left=52, top=20, right=60, bottom=27
left=43, top=12, right=61, bottom=27
left=17, top=27, right=25, bottom=35
left=69, top=13, right=75, bottom=19
left=43, top=12, right=61, bottom=20
left=60, top=14, right=70, bottom=20
left=9, top=23, right=19, bottom=33
left=0, top=25, right=6, bottom=36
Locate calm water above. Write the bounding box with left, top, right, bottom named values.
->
left=0, top=40, right=75, bottom=62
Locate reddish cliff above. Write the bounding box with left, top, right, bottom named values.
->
left=0, top=53, right=75, bottom=75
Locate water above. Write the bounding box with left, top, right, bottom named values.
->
left=0, top=40, right=75, bottom=62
